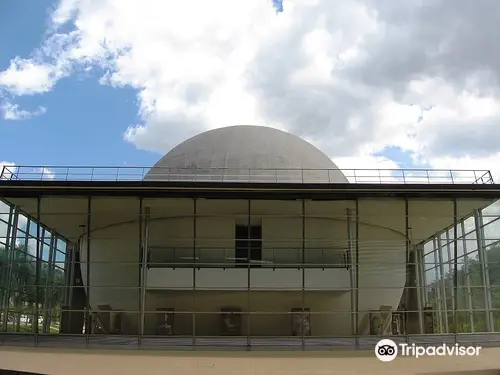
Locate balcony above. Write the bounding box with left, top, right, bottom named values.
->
left=145, top=247, right=351, bottom=291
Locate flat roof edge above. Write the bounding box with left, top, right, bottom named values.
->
left=1, top=180, right=500, bottom=199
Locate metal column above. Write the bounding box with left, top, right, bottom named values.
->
left=34, top=197, right=41, bottom=334
left=192, top=199, right=197, bottom=346
left=140, top=205, right=150, bottom=336
left=461, top=221, right=475, bottom=332
left=435, top=237, right=447, bottom=332
left=354, top=199, right=359, bottom=339
left=474, top=209, right=494, bottom=332
left=452, top=199, right=458, bottom=333
left=42, top=232, right=56, bottom=333
left=246, top=199, right=251, bottom=349
left=1, top=206, right=18, bottom=333
left=85, top=197, right=91, bottom=335
left=137, top=197, right=143, bottom=339
left=301, top=199, right=306, bottom=350
left=415, top=244, right=424, bottom=334
left=346, top=208, right=356, bottom=336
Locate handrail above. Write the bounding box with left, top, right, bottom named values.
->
left=0, top=165, right=495, bottom=184
left=147, top=247, right=350, bottom=269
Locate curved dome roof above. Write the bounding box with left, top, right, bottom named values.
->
left=144, top=125, right=348, bottom=183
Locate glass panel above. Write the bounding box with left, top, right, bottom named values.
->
left=425, top=267, right=438, bottom=284
left=424, top=251, right=436, bottom=270
left=17, top=214, right=28, bottom=232
left=424, top=240, right=434, bottom=254
left=462, top=216, right=476, bottom=235
left=28, top=220, right=38, bottom=236
left=440, top=241, right=450, bottom=263
left=56, top=238, right=67, bottom=253
left=473, top=311, right=488, bottom=332
left=482, top=199, right=500, bottom=224
left=55, top=250, right=65, bottom=264
left=0, top=218, right=8, bottom=244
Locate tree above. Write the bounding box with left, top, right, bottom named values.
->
left=426, top=244, right=500, bottom=332
left=0, top=245, right=64, bottom=332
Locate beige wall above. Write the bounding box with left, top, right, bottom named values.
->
left=78, top=199, right=409, bottom=335
left=144, top=291, right=351, bottom=336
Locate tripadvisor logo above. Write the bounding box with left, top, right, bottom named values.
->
left=375, top=339, right=482, bottom=362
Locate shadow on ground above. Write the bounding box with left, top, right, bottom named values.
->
left=420, top=370, right=500, bottom=375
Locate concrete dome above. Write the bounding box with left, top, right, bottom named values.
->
left=145, top=125, right=348, bottom=183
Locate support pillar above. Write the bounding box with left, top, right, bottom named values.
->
left=0, top=205, right=14, bottom=331
left=1, top=206, right=18, bottom=333
left=42, top=232, right=56, bottom=333
left=301, top=199, right=306, bottom=350
left=436, top=236, right=449, bottom=332
left=34, top=197, right=41, bottom=334
left=354, top=200, right=359, bottom=339
left=84, top=197, right=91, bottom=335
left=452, top=198, right=459, bottom=333
left=246, top=199, right=251, bottom=349
left=474, top=209, right=494, bottom=332
left=192, top=199, right=197, bottom=346
left=137, top=197, right=143, bottom=339
left=415, top=244, right=424, bottom=333
left=139, top=205, right=150, bottom=336
left=346, top=208, right=356, bottom=336
left=461, top=221, right=475, bottom=332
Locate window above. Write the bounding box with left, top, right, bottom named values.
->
left=235, top=225, right=262, bottom=268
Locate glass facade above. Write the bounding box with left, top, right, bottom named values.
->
left=422, top=200, right=500, bottom=333
left=0, top=200, right=68, bottom=334
left=0, top=194, right=499, bottom=349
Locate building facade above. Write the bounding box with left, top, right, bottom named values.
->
left=0, top=126, right=499, bottom=351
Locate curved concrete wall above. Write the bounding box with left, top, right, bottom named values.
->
left=79, top=199, right=406, bottom=336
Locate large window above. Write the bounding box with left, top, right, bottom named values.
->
left=421, top=199, right=500, bottom=333
left=0, top=199, right=67, bottom=334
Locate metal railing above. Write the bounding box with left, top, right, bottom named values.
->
left=147, top=247, right=350, bottom=269
left=1, top=332, right=500, bottom=350
left=0, top=165, right=495, bottom=184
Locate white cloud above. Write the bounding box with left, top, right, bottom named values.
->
left=1, top=101, right=47, bottom=120
left=0, top=0, right=500, bottom=180
left=0, top=58, right=58, bottom=95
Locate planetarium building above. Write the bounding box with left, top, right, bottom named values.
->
left=1, top=125, right=500, bottom=354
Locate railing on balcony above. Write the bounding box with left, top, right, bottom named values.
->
left=0, top=165, right=495, bottom=184
left=147, top=247, right=350, bottom=269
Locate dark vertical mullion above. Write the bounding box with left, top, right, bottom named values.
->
left=453, top=198, right=458, bottom=334
left=301, top=199, right=306, bottom=350
left=85, top=197, right=91, bottom=337
left=42, top=233, right=55, bottom=333
left=354, top=199, right=360, bottom=343
left=346, top=208, right=356, bottom=336
left=246, top=199, right=251, bottom=348
left=34, top=197, right=41, bottom=335
left=404, top=197, right=410, bottom=334
left=192, top=198, right=197, bottom=347
left=137, top=196, right=143, bottom=345
left=140, top=205, right=149, bottom=338
left=1, top=206, right=18, bottom=333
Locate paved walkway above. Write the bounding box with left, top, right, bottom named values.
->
left=1, top=347, right=499, bottom=375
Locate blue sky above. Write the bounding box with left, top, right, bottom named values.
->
left=0, top=0, right=498, bottom=179
left=0, top=0, right=413, bottom=170
left=0, top=0, right=160, bottom=167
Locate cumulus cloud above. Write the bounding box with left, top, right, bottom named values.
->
left=1, top=0, right=500, bottom=179
left=1, top=101, right=47, bottom=120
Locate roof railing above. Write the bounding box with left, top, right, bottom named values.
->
left=0, top=165, right=495, bottom=184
